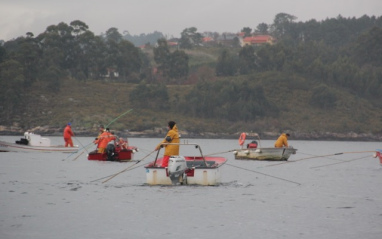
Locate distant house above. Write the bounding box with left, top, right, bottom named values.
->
left=153, top=39, right=179, bottom=48
left=202, top=37, right=214, bottom=42
left=242, top=35, right=274, bottom=47
left=102, top=67, right=119, bottom=78
left=216, top=33, right=241, bottom=47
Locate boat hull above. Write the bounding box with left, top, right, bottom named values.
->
left=0, top=140, right=78, bottom=153
left=234, top=147, right=297, bottom=161
left=87, top=146, right=138, bottom=161
left=145, top=156, right=226, bottom=186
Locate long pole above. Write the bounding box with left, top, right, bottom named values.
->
left=266, top=150, right=376, bottom=168
left=102, top=150, right=156, bottom=183
left=74, top=136, right=88, bottom=153
left=105, top=109, right=133, bottom=128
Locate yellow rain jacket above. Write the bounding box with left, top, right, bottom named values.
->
left=274, top=133, right=289, bottom=148
left=156, top=125, right=180, bottom=156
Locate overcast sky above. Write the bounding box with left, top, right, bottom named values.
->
left=1, top=0, right=381, bottom=41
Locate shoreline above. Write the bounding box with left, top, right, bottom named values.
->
left=1, top=126, right=381, bottom=142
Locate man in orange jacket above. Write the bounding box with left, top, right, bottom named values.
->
left=63, top=123, right=75, bottom=147
left=97, top=128, right=116, bottom=153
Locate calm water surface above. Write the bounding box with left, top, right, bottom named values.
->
left=0, top=136, right=381, bottom=239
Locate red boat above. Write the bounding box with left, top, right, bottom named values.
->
left=373, top=150, right=382, bottom=165
left=87, top=144, right=138, bottom=161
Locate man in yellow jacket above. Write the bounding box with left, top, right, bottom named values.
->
left=155, top=121, right=180, bottom=167
left=274, top=133, right=290, bottom=148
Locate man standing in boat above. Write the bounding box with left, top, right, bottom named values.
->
left=96, top=128, right=116, bottom=153
left=63, top=123, right=75, bottom=147
left=155, top=121, right=180, bottom=167
left=274, top=132, right=290, bottom=148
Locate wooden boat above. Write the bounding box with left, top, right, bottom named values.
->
left=0, top=132, right=78, bottom=153
left=233, top=132, right=297, bottom=161
left=373, top=150, right=382, bottom=165
left=145, top=143, right=227, bottom=186
left=87, top=144, right=138, bottom=161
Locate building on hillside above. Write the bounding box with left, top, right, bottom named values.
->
left=242, top=35, right=274, bottom=47
left=215, top=33, right=242, bottom=47
left=102, top=67, right=119, bottom=78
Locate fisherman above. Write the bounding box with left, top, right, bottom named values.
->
left=274, top=132, right=290, bottom=148
left=63, top=122, right=75, bottom=147
left=118, top=137, right=128, bottom=150
left=93, top=124, right=105, bottom=147
left=96, top=128, right=116, bottom=153
left=155, top=121, right=180, bottom=167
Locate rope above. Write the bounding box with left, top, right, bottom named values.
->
left=204, top=149, right=236, bottom=156
left=226, top=163, right=301, bottom=186
left=265, top=150, right=376, bottom=167
left=310, top=155, right=371, bottom=169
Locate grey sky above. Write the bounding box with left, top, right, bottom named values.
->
left=1, top=0, right=381, bottom=41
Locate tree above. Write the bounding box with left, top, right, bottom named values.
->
left=105, top=27, right=123, bottom=43
left=169, top=50, right=189, bottom=80
left=352, top=26, right=382, bottom=67
left=70, top=20, right=89, bottom=36
left=154, top=38, right=189, bottom=81
left=310, top=84, right=337, bottom=109
left=238, top=45, right=258, bottom=74
left=271, top=13, right=297, bottom=38
left=154, top=38, right=171, bottom=77
left=179, top=27, right=203, bottom=49
left=216, top=49, right=237, bottom=76
left=255, top=23, right=269, bottom=34
left=0, top=60, right=25, bottom=121
left=241, top=27, right=252, bottom=37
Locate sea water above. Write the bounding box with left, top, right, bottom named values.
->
left=0, top=136, right=381, bottom=239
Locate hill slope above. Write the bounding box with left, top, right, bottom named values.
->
left=3, top=73, right=381, bottom=141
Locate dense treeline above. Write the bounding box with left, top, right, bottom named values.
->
left=0, top=14, right=382, bottom=130
left=217, top=13, right=382, bottom=104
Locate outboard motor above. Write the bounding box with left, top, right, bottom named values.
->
left=106, top=144, right=116, bottom=161
left=168, top=156, right=187, bottom=185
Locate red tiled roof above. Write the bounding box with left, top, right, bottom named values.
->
left=202, top=37, right=214, bottom=42
left=243, top=35, right=273, bottom=44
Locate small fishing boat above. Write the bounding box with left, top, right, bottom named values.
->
left=233, top=132, right=297, bottom=161
left=0, top=132, right=78, bottom=153
left=373, top=149, right=382, bottom=165
left=87, top=136, right=138, bottom=161
left=87, top=144, right=138, bottom=161
left=145, top=143, right=227, bottom=186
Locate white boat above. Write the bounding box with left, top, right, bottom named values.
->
left=145, top=143, right=227, bottom=186
left=233, top=132, right=297, bottom=161
left=234, top=147, right=297, bottom=161
left=0, top=132, right=78, bottom=153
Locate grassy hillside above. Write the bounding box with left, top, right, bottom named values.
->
left=2, top=47, right=382, bottom=140
left=7, top=71, right=380, bottom=141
